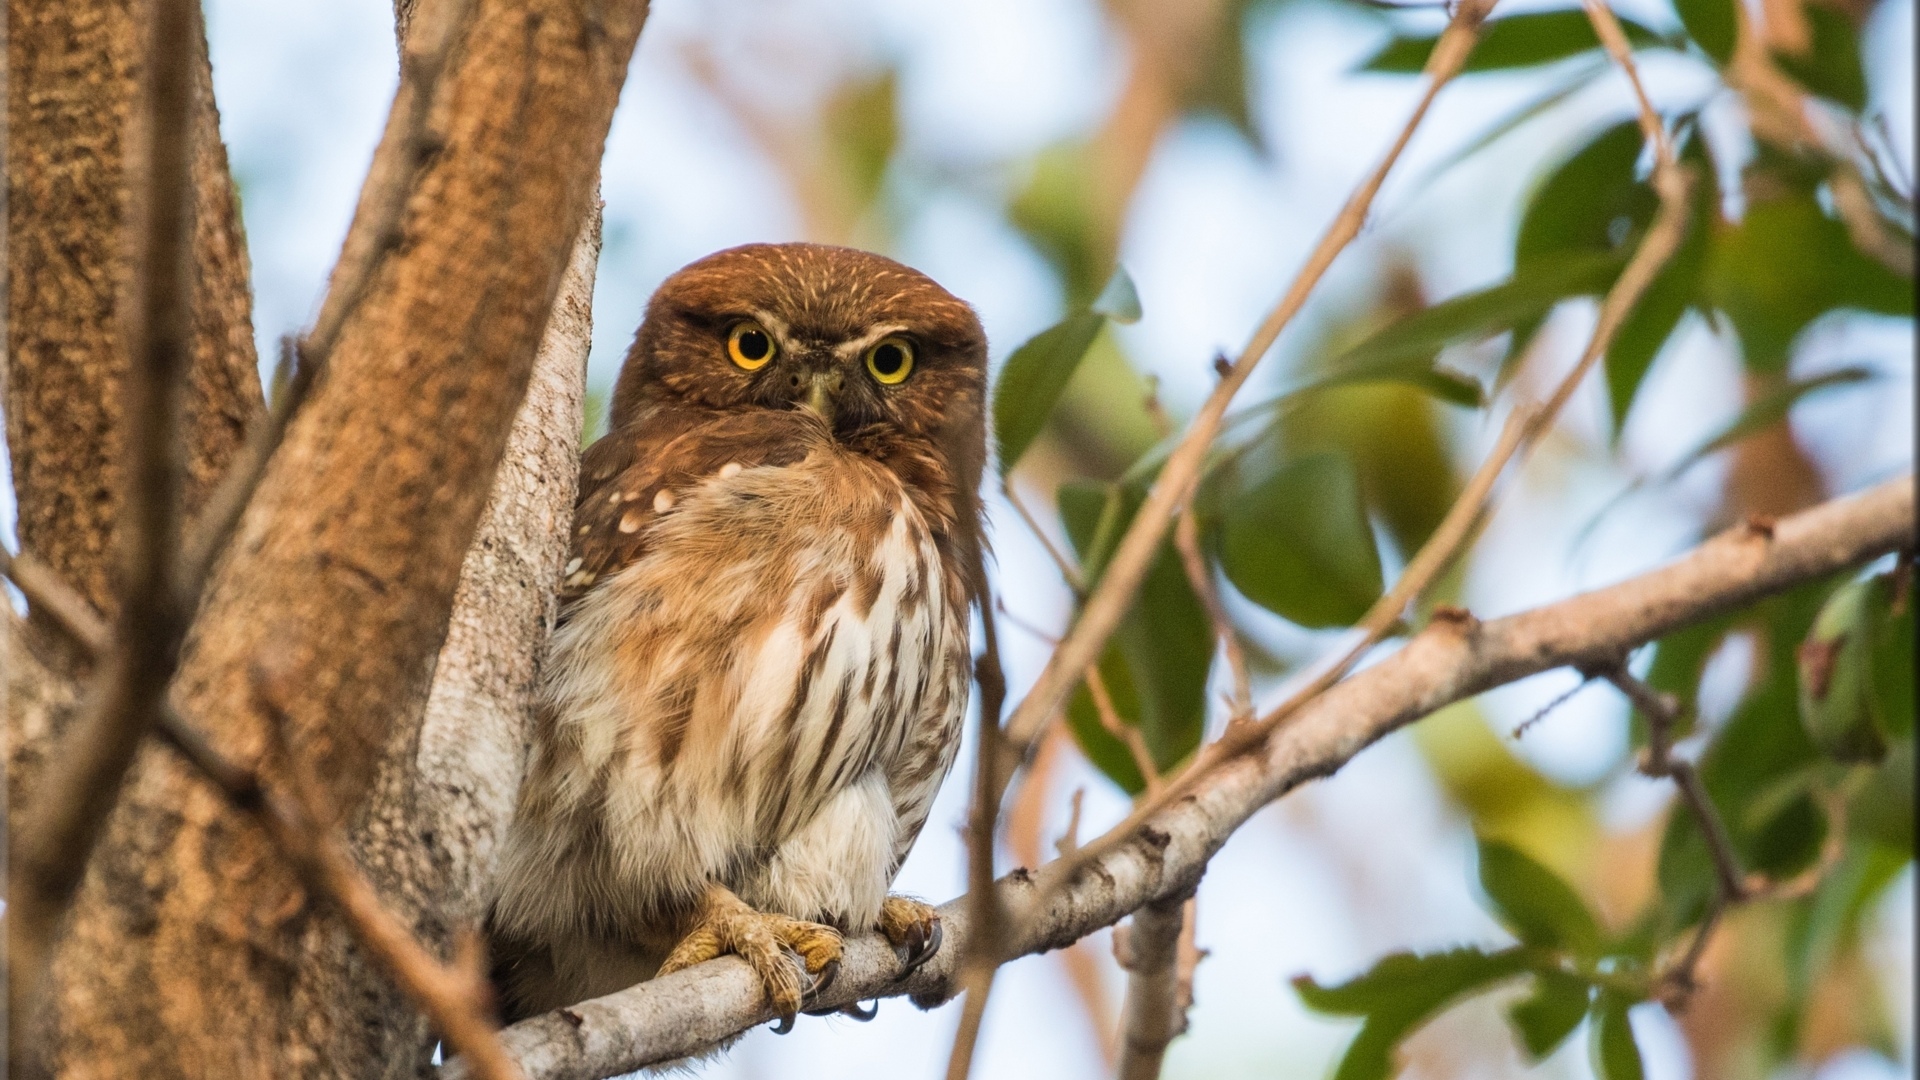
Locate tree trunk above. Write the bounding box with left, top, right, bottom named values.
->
left=16, top=0, right=649, bottom=1073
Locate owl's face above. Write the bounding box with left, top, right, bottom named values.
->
left=611, top=243, right=988, bottom=457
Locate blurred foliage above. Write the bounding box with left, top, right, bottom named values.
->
left=716, top=0, right=1913, bottom=1071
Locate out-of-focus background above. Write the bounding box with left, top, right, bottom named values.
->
left=20, top=0, right=1914, bottom=1076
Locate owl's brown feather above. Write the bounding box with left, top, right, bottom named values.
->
left=488, top=244, right=987, bottom=1021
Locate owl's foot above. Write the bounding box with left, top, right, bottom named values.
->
left=877, top=895, right=943, bottom=973
left=657, top=884, right=843, bottom=1024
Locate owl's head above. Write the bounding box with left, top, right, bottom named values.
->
left=611, top=243, right=988, bottom=463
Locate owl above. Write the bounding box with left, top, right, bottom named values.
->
left=487, top=243, right=988, bottom=1027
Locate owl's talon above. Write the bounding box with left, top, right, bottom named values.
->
left=842, top=999, right=880, bottom=1021
left=878, top=895, right=944, bottom=974
left=769, top=1013, right=796, bottom=1035
left=658, top=885, right=843, bottom=1022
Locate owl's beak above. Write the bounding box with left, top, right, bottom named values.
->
left=798, top=370, right=842, bottom=424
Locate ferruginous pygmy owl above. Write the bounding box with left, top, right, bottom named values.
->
left=487, top=243, right=987, bottom=1026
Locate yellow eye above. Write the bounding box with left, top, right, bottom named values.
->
left=864, top=336, right=914, bottom=385
left=727, top=322, right=776, bottom=371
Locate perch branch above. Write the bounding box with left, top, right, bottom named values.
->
left=448, top=475, right=1913, bottom=1080
left=8, top=0, right=201, bottom=1028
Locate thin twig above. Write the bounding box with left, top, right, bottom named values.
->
left=1057, top=788, right=1087, bottom=858
left=996, top=0, right=1502, bottom=763
left=1510, top=674, right=1597, bottom=739
left=1004, top=479, right=1086, bottom=594
left=1174, top=505, right=1252, bottom=721
left=173, top=339, right=315, bottom=601
left=1598, top=664, right=1741, bottom=1006
left=1003, top=732, right=1117, bottom=1065
left=997, top=599, right=1063, bottom=646
left=947, top=546, right=1009, bottom=1080
left=8, top=0, right=200, bottom=1038
left=1, top=547, right=112, bottom=655
left=1086, top=664, right=1163, bottom=796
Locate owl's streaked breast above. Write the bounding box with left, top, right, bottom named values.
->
left=490, top=439, right=969, bottom=947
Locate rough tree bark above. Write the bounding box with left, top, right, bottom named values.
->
left=447, top=476, right=1912, bottom=1080
left=4, top=0, right=262, bottom=680
left=12, top=0, right=649, bottom=1074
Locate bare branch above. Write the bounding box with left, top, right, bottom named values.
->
left=455, top=475, right=1913, bottom=1080
left=1114, top=890, right=1192, bottom=1080
left=1086, top=663, right=1163, bottom=797
left=0, top=548, right=112, bottom=656
left=1174, top=505, right=1251, bottom=721
left=8, top=0, right=201, bottom=1034
left=1004, top=479, right=1086, bottom=594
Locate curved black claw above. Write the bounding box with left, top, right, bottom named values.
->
left=769, top=1013, right=796, bottom=1035
left=899, top=916, right=943, bottom=973
left=807, top=957, right=841, bottom=1000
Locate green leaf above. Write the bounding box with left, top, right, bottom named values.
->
left=1509, top=969, right=1592, bottom=1061
left=1518, top=121, right=1659, bottom=264
left=822, top=68, right=899, bottom=210
left=1217, top=452, right=1384, bottom=628
left=1707, top=191, right=1915, bottom=373
left=993, top=312, right=1107, bottom=475
left=1091, top=266, right=1142, bottom=323
left=1798, top=575, right=1895, bottom=763
left=1009, top=142, right=1102, bottom=306
left=1295, top=947, right=1534, bottom=1080
left=1675, top=0, right=1737, bottom=65
left=1873, top=573, right=1914, bottom=741
left=1338, top=253, right=1621, bottom=374
left=1477, top=838, right=1605, bottom=955
left=1058, top=481, right=1212, bottom=793
left=1360, top=11, right=1663, bottom=73
left=1590, top=991, right=1647, bottom=1080
left=1850, top=739, right=1914, bottom=852
left=1774, top=6, right=1868, bottom=111
left=1785, top=841, right=1909, bottom=1002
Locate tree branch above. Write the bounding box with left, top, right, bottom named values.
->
left=1113, top=889, right=1193, bottom=1080
left=43, top=0, right=653, bottom=1072
left=450, top=475, right=1911, bottom=1080
left=8, top=0, right=201, bottom=1039
left=6, top=0, right=264, bottom=655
